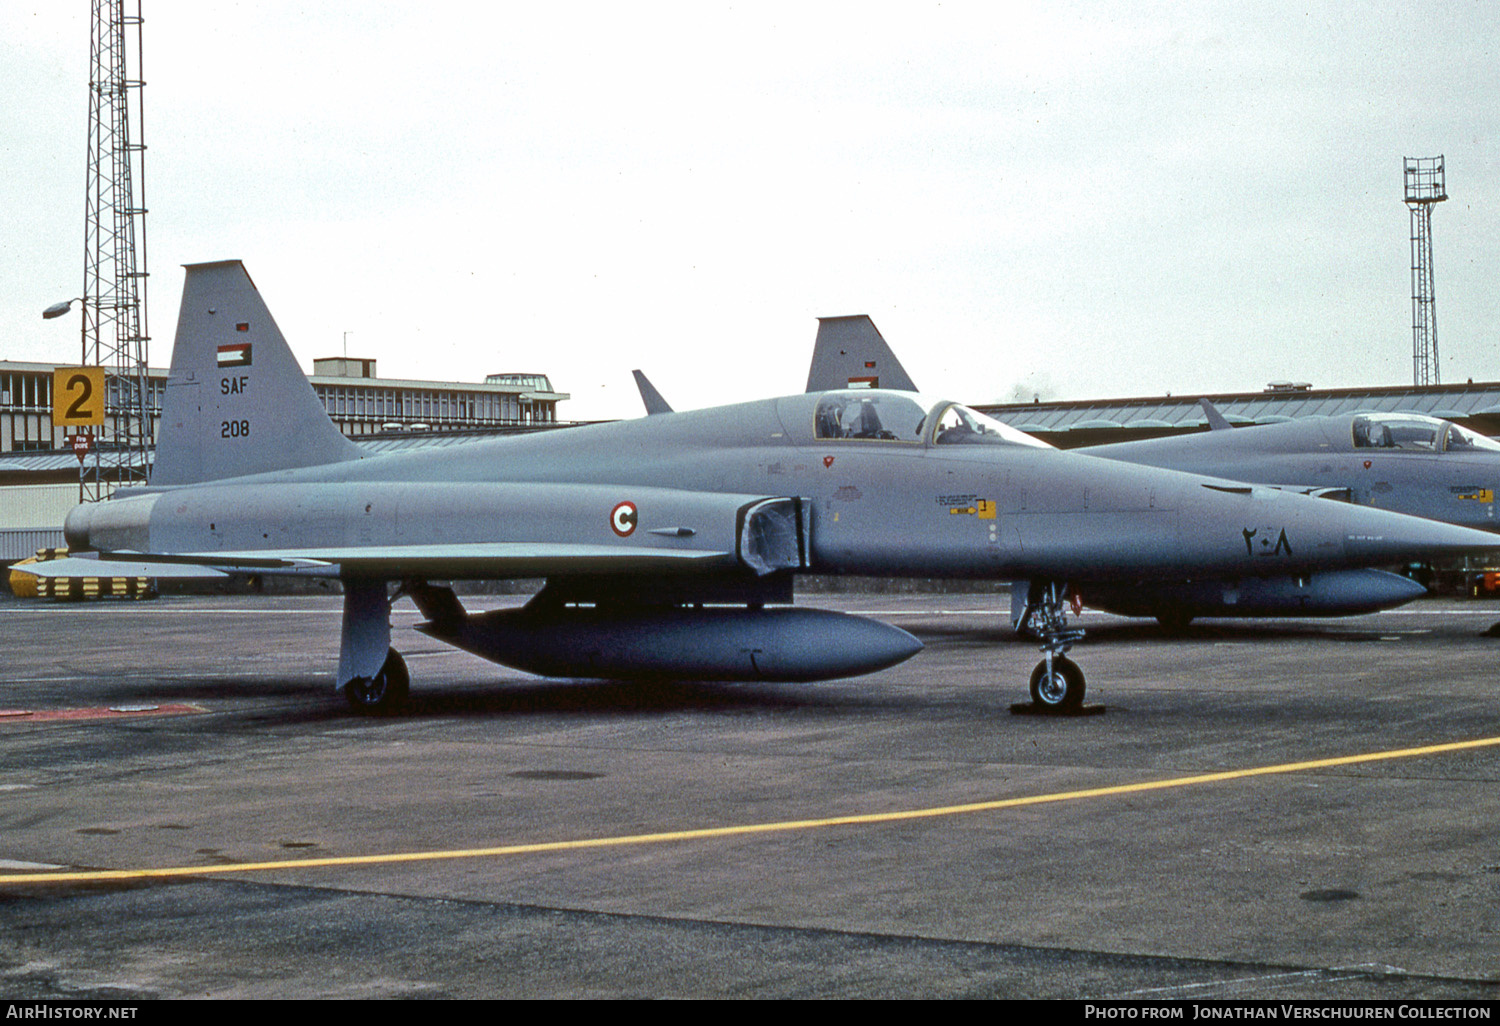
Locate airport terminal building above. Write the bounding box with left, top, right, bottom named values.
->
left=0, top=357, right=567, bottom=454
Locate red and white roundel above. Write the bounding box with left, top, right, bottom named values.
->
left=610, top=500, right=638, bottom=537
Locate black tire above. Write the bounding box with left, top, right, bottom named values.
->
left=1029, top=655, right=1085, bottom=713
left=344, top=648, right=410, bottom=714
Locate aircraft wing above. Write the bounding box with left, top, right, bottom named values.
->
left=20, top=543, right=738, bottom=581
left=14, top=555, right=231, bottom=580
left=60, top=485, right=811, bottom=582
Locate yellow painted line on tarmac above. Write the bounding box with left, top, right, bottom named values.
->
left=4, top=733, right=1499, bottom=887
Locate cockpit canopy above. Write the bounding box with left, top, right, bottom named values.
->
left=812, top=391, right=1052, bottom=449
left=815, top=391, right=926, bottom=442
left=1351, top=414, right=1500, bottom=454
left=929, top=402, right=1052, bottom=448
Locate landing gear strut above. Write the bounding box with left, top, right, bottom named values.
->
left=338, top=580, right=409, bottom=714
left=1014, top=581, right=1091, bottom=715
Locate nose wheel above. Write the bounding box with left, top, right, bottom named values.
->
left=1029, top=654, right=1085, bottom=713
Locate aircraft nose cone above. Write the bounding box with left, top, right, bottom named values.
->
left=1342, top=506, right=1500, bottom=563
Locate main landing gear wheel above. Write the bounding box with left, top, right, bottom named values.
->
left=1156, top=611, right=1195, bottom=632
left=1028, top=655, right=1085, bottom=714
left=344, top=648, right=410, bottom=714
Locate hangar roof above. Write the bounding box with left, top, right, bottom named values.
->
left=975, top=381, right=1500, bottom=447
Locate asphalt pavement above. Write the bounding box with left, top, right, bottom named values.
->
left=1, top=592, right=1498, bottom=999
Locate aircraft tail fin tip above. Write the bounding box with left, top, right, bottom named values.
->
left=632, top=370, right=674, bottom=415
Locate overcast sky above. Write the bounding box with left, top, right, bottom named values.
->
left=3, top=2, right=1497, bottom=420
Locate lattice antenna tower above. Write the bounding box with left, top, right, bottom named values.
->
left=1404, top=155, right=1446, bottom=387
left=81, top=0, right=151, bottom=500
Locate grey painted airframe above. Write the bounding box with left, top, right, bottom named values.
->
left=1075, top=402, right=1500, bottom=624
left=795, top=316, right=1500, bottom=629
left=33, top=263, right=1500, bottom=714
left=1084, top=400, right=1500, bottom=531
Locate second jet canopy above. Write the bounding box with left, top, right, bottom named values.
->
left=1351, top=413, right=1500, bottom=453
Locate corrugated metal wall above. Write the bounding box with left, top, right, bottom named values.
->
left=1, top=528, right=65, bottom=563
left=0, top=484, right=78, bottom=531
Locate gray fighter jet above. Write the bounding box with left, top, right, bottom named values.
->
left=1084, top=401, right=1500, bottom=530
left=32, top=262, right=1500, bottom=714
left=793, top=317, right=1500, bottom=629
left=1073, top=403, right=1500, bottom=624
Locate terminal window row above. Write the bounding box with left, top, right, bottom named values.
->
left=312, top=386, right=549, bottom=423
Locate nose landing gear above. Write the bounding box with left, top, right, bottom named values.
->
left=1012, top=581, right=1100, bottom=716
left=1028, top=653, right=1085, bottom=713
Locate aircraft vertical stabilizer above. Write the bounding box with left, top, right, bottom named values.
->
left=805, top=315, right=918, bottom=393
left=632, top=370, right=674, bottom=415
left=1199, top=398, right=1233, bottom=431
left=151, top=261, right=362, bottom=485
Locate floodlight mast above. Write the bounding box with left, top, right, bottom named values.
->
left=79, top=0, right=151, bottom=501
left=1404, top=155, right=1446, bottom=388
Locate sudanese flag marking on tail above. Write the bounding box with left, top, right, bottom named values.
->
left=217, top=342, right=252, bottom=368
